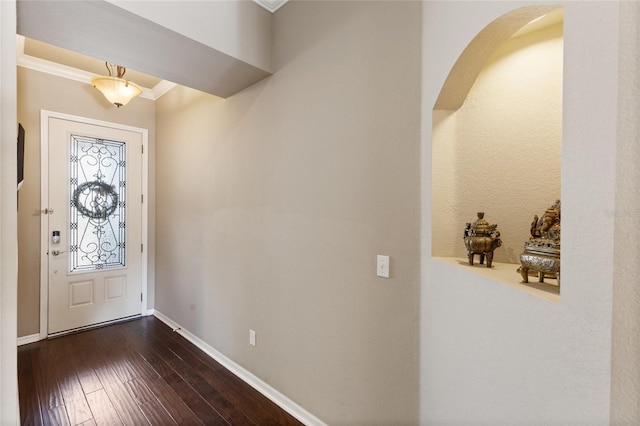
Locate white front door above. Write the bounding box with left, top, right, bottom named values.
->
left=44, top=113, right=145, bottom=336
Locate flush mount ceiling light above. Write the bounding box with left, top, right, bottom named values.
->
left=91, top=62, right=142, bottom=108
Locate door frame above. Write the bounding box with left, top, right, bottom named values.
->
left=39, top=110, right=149, bottom=339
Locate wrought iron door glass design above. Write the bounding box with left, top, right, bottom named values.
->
left=69, top=135, right=126, bottom=272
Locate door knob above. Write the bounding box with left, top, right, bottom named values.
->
left=51, top=249, right=66, bottom=256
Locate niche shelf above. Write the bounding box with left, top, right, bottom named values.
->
left=431, top=7, right=563, bottom=301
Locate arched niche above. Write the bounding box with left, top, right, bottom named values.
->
left=432, top=6, right=563, bottom=294
left=435, top=6, right=561, bottom=109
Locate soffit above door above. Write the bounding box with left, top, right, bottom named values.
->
left=17, top=0, right=273, bottom=99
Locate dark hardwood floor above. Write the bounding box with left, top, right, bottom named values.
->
left=18, top=316, right=303, bottom=425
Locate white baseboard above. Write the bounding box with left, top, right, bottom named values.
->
left=153, top=310, right=326, bottom=426
left=17, top=333, right=41, bottom=346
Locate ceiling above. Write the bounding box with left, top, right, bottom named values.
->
left=23, top=37, right=163, bottom=89
left=17, top=1, right=559, bottom=103
left=17, top=0, right=273, bottom=100
left=18, top=35, right=174, bottom=101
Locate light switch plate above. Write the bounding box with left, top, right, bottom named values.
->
left=377, top=255, right=390, bottom=278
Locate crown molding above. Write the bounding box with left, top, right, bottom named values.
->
left=150, top=79, right=177, bottom=100
left=17, top=36, right=175, bottom=101
left=253, top=0, right=288, bottom=13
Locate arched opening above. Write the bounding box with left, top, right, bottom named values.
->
left=432, top=6, right=563, bottom=295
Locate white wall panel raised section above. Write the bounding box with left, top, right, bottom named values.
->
left=69, top=281, right=94, bottom=308
left=105, top=276, right=126, bottom=302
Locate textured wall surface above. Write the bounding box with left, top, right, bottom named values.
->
left=422, top=1, right=620, bottom=424
left=155, top=1, right=421, bottom=424
left=432, top=22, right=563, bottom=263
left=611, top=1, right=640, bottom=423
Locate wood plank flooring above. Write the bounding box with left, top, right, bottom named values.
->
left=18, top=316, right=303, bottom=426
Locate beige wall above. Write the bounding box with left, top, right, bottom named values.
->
left=155, top=1, right=421, bottom=423
left=0, top=0, right=18, bottom=423
left=611, top=1, right=640, bottom=423
left=17, top=67, right=156, bottom=337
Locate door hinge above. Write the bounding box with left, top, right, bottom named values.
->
left=141, top=244, right=144, bottom=253
left=141, top=145, right=144, bottom=154
left=141, top=293, right=143, bottom=302
left=141, top=194, right=144, bottom=203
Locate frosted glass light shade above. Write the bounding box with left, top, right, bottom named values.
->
left=91, top=76, right=142, bottom=108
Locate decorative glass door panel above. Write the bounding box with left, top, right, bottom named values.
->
left=46, top=115, right=144, bottom=336
left=70, top=135, right=126, bottom=272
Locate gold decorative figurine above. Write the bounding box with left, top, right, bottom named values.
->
left=463, top=212, right=502, bottom=268
left=518, top=199, right=561, bottom=286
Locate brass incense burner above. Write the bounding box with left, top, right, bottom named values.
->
left=463, top=212, right=502, bottom=268
left=518, top=200, right=561, bottom=286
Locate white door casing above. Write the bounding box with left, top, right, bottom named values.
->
left=40, top=111, right=148, bottom=337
